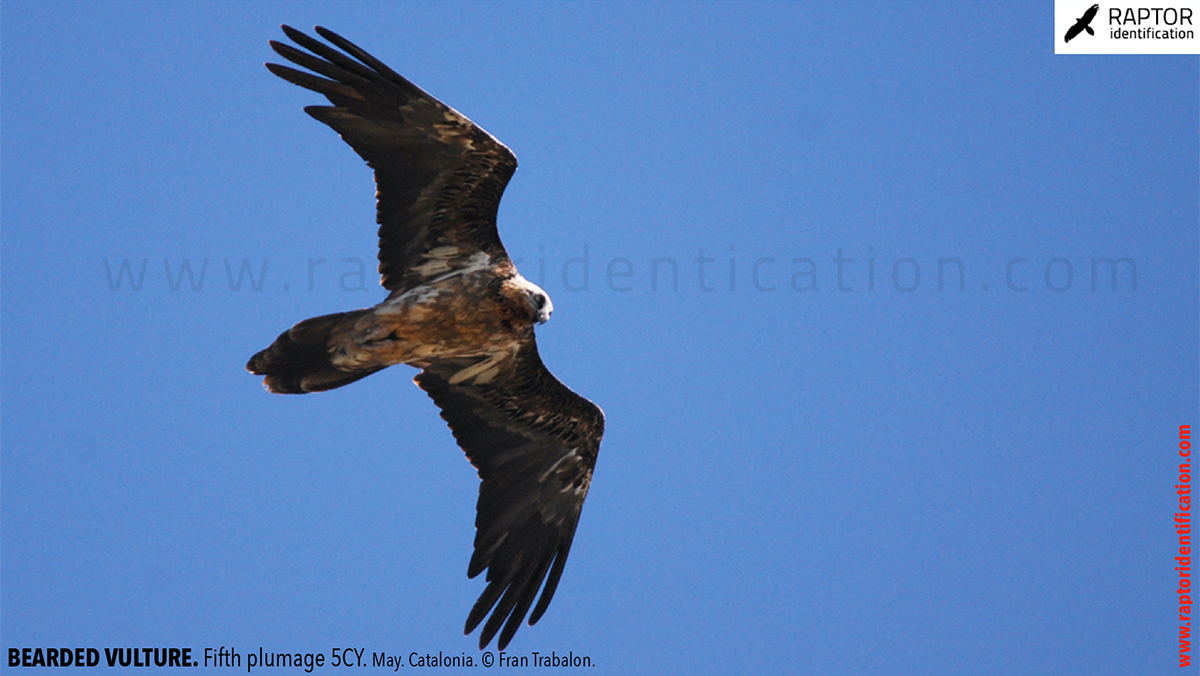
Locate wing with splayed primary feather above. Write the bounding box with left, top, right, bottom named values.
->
left=267, top=25, right=518, bottom=294
left=414, top=341, right=604, bottom=650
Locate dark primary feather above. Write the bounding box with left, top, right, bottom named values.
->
left=267, top=25, right=518, bottom=294
left=415, top=342, right=604, bottom=650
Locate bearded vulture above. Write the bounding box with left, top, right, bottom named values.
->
left=247, top=25, right=605, bottom=651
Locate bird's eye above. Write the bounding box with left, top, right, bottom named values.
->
left=533, top=294, right=546, bottom=309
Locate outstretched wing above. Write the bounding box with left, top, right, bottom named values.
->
left=414, top=342, right=604, bottom=650
left=267, top=25, right=518, bottom=295
left=1065, top=21, right=1084, bottom=42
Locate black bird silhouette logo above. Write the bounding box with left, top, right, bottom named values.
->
left=1065, top=4, right=1100, bottom=42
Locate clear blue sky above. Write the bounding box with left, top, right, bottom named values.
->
left=2, top=2, right=1197, bottom=674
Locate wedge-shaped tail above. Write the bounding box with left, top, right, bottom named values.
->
left=247, top=310, right=382, bottom=394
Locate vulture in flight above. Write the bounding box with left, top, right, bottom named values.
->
left=247, top=25, right=604, bottom=650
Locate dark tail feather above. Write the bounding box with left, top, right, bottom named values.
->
left=247, top=310, right=384, bottom=394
